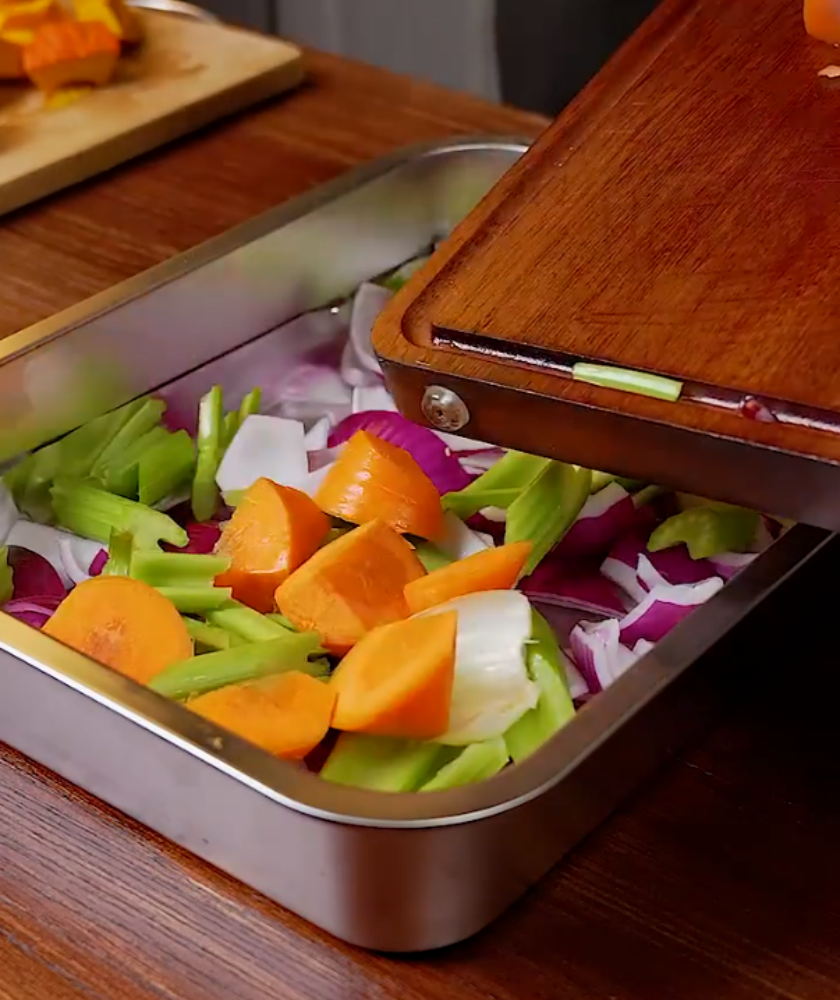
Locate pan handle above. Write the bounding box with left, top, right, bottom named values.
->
left=127, top=0, right=220, bottom=24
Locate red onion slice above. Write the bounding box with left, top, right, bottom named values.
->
left=555, top=483, right=638, bottom=559
left=569, top=619, right=639, bottom=693
left=618, top=577, right=724, bottom=646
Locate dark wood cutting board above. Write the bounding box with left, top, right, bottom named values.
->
left=374, top=0, right=840, bottom=529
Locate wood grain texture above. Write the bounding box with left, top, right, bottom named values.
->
left=374, top=0, right=840, bottom=508
left=0, top=11, right=304, bottom=217
left=0, top=47, right=544, bottom=341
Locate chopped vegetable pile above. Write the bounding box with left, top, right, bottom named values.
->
left=0, top=262, right=786, bottom=794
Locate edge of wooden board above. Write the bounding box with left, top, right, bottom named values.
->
left=0, top=17, right=305, bottom=217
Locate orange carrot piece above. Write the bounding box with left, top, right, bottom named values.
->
left=276, top=518, right=426, bottom=655
left=315, top=430, right=444, bottom=541
left=188, top=671, right=336, bottom=760
left=404, top=541, right=533, bottom=615
left=215, top=477, right=330, bottom=614
left=805, top=0, right=840, bottom=42
left=331, top=611, right=457, bottom=740
left=43, top=576, right=192, bottom=685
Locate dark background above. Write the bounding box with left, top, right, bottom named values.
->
left=199, top=0, right=662, bottom=116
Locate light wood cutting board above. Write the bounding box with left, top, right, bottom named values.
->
left=0, top=8, right=304, bottom=216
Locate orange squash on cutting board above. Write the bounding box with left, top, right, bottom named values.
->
left=804, top=0, right=840, bottom=43
left=276, top=518, right=426, bottom=655
left=215, top=477, right=331, bottom=614
left=0, top=0, right=65, bottom=35
left=72, top=0, right=143, bottom=45
left=188, top=672, right=336, bottom=760
left=0, top=35, right=24, bottom=77
left=23, top=19, right=120, bottom=93
left=330, top=612, right=458, bottom=740
left=315, top=430, right=445, bottom=541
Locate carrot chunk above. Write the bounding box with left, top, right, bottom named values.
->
left=215, top=478, right=330, bottom=613
left=315, top=430, right=444, bottom=541
left=43, top=576, right=193, bottom=684
left=188, top=671, right=336, bottom=760
left=275, top=518, right=426, bottom=655
left=404, top=541, right=533, bottom=615
left=331, top=612, right=457, bottom=740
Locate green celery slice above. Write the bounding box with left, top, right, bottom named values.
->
left=504, top=611, right=575, bottom=763
left=0, top=546, right=12, bottom=604
left=131, top=551, right=230, bottom=588
left=12, top=400, right=147, bottom=521
left=420, top=738, right=509, bottom=792
left=183, top=618, right=233, bottom=653
left=91, top=398, right=167, bottom=476
left=207, top=601, right=297, bottom=643
left=442, top=451, right=551, bottom=520
left=506, top=461, right=592, bottom=577
left=237, top=387, right=262, bottom=425
left=221, top=412, right=240, bottom=453
left=156, top=586, right=233, bottom=615
left=98, top=425, right=170, bottom=497
left=150, top=633, right=326, bottom=700
left=648, top=505, right=760, bottom=560
left=590, top=472, right=647, bottom=494
left=138, top=430, right=195, bottom=507
left=320, top=733, right=455, bottom=792
left=412, top=541, right=454, bottom=573
left=572, top=363, right=683, bottom=402
left=51, top=479, right=188, bottom=549
left=191, top=385, right=224, bottom=523
left=266, top=613, right=297, bottom=632
left=103, top=528, right=134, bottom=577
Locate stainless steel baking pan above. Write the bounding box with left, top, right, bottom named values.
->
left=0, top=138, right=831, bottom=952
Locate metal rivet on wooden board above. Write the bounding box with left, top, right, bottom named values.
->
left=421, top=385, right=470, bottom=431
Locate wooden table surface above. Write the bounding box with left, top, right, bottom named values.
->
left=1, top=28, right=839, bottom=1000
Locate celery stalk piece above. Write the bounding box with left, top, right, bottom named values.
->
left=572, top=363, right=683, bottom=402
left=321, top=733, right=455, bottom=792
left=0, top=546, right=12, bottom=604
left=506, top=462, right=593, bottom=577
left=103, top=528, right=134, bottom=577
left=413, top=541, right=454, bottom=573
left=97, top=426, right=170, bottom=497
left=420, top=738, right=509, bottom=792
left=504, top=611, right=575, bottom=763
left=156, top=586, right=233, bottom=615
left=443, top=451, right=551, bottom=520
left=183, top=618, right=232, bottom=653
left=221, top=412, right=240, bottom=453
left=590, top=471, right=616, bottom=493
left=191, top=385, right=224, bottom=523
left=12, top=400, right=146, bottom=521
left=149, top=633, right=326, bottom=700
left=91, top=398, right=167, bottom=476
left=131, top=551, right=230, bottom=588
left=207, top=601, right=296, bottom=643
left=648, top=505, right=760, bottom=560
left=50, top=479, right=188, bottom=549
left=237, top=387, right=262, bottom=424
left=266, top=613, right=297, bottom=632
left=138, top=430, right=195, bottom=508
left=591, top=472, right=646, bottom=494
